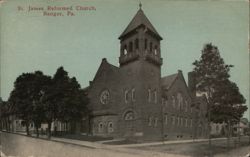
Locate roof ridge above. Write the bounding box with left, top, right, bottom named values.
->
left=161, top=73, right=179, bottom=90
left=162, top=73, right=178, bottom=79
left=119, top=9, right=162, bottom=39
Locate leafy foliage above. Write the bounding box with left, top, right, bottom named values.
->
left=193, top=43, right=233, bottom=93
left=0, top=100, right=11, bottom=131
left=212, top=80, right=247, bottom=124
left=8, top=67, right=89, bottom=137
left=192, top=43, right=247, bottom=125
left=8, top=71, right=51, bottom=135
left=41, top=67, right=89, bottom=123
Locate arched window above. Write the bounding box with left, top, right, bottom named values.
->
left=148, top=89, right=151, bottom=102
left=123, top=45, right=127, bottom=55
left=216, top=125, right=219, bottom=132
left=177, top=116, right=179, bottom=126
left=144, top=39, right=148, bottom=50
left=98, top=122, right=103, bottom=132
left=177, top=93, right=183, bottom=110
left=132, top=88, right=135, bottom=102
left=124, top=90, right=129, bottom=103
left=129, top=42, right=133, bottom=52
left=162, top=98, right=168, bottom=107
left=185, top=100, right=188, bottom=112
left=165, top=114, right=168, bottom=125
left=154, top=118, right=158, bottom=127
left=150, top=42, right=153, bottom=52
left=154, top=45, right=158, bottom=55
left=148, top=116, right=153, bottom=126
left=172, top=115, right=175, bottom=125
left=124, top=111, right=134, bottom=121
left=172, top=96, right=175, bottom=108
left=135, top=38, right=139, bottom=50
left=108, top=122, right=114, bottom=133
left=153, top=90, right=157, bottom=103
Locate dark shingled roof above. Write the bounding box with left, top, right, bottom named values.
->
left=161, top=73, right=178, bottom=90
left=119, top=9, right=162, bottom=40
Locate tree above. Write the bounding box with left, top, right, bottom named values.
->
left=193, top=43, right=233, bottom=94
left=192, top=43, right=247, bottom=148
left=212, top=79, right=247, bottom=148
left=8, top=71, right=51, bottom=136
left=58, top=85, right=89, bottom=133
left=212, top=80, right=247, bottom=124
left=0, top=100, right=11, bottom=131
left=30, top=71, right=51, bottom=137
left=9, top=73, right=36, bottom=135
left=8, top=67, right=89, bottom=138
left=41, top=67, right=89, bottom=138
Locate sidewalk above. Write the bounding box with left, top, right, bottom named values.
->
left=51, top=136, right=107, bottom=149
left=103, top=137, right=228, bottom=148
left=47, top=136, right=240, bottom=149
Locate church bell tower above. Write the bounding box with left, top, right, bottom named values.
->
left=118, top=3, right=163, bottom=67
left=118, top=4, right=164, bottom=140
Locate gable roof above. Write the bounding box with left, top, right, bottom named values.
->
left=119, top=9, right=162, bottom=40
left=162, top=71, right=197, bottom=102
left=161, top=73, right=178, bottom=90
left=92, top=58, right=119, bottom=82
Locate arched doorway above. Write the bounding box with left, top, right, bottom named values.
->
left=123, top=110, right=136, bottom=137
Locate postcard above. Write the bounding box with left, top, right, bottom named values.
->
left=0, top=0, right=249, bottom=157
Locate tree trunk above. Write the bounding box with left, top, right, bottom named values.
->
left=7, top=117, right=11, bottom=132
left=66, top=122, right=68, bottom=134
left=54, top=125, right=57, bottom=136
left=207, top=88, right=212, bottom=150
left=88, top=116, right=91, bottom=135
left=227, top=121, right=231, bottom=150
left=4, top=119, right=7, bottom=131
left=238, top=121, right=241, bottom=147
left=35, top=125, right=39, bottom=138
left=47, top=121, right=52, bottom=139
left=25, top=122, right=30, bottom=136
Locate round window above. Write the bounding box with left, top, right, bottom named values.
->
left=100, top=90, right=110, bottom=104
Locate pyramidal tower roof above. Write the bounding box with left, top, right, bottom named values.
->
left=119, top=4, right=162, bottom=40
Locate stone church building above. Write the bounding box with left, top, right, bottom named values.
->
left=85, top=6, right=208, bottom=141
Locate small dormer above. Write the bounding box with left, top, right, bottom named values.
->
left=118, top=4, right=163, bottom=67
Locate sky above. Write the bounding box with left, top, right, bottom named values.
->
left=0, top=0, right=249, bottom=119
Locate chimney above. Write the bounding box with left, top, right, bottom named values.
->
left=188, top=72, right=196, bottom=97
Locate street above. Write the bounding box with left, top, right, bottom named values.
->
left=1, top=131, right=250, bottom=157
